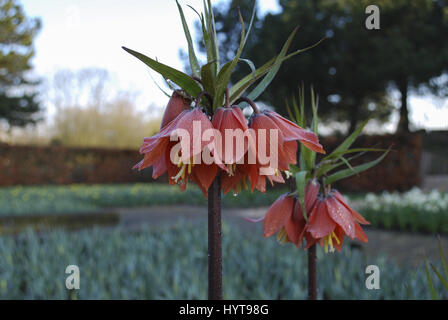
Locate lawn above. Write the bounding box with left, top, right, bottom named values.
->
left=0, top=183, right=285, bottom=215
left=0, top=221, right=444, bottom=299
left=1, top=184, right=447, bottom=234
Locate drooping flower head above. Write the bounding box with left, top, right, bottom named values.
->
left=255, top=180, right=369, bottom=253
left=262, top=193, right=297, bottom=244
left=160, top=90, right=192, bottom=129
left=243, top=99, right=325, bottom=193
left=212, top=105, right=254, bottom=195
left=260, top=179, right=320, bottom=247
left=306, top=189, right=370, bottom=253
left=134, top=104, right=220, bottom=196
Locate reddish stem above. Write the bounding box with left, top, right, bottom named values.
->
left=208, top=174, right=222, bottom=300
left=308, top=244, right=318, bottom=300
left=234, top=97, right=260, bottom=114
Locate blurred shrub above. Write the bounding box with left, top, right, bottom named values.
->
left=0, top=134, right=421, bottom=190
left=0, top=145, right=152, bottom=186
left=51, top=96, right=160, bottom=149
left=0, top=223, right=444, bottom=299
left=359, top=188, right=448, bottom=234
left=320, top=133, right=422, bottom=192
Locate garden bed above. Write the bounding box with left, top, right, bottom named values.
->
left=0, top=222, right=445, bottom=299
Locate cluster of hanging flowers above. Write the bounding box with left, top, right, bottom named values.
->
left=262, top=179, right=370, bottom=253
left=134, top=89, right=324, bottom=197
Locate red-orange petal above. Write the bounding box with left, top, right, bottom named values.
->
left=355, top=222, right=368, bottom=243
left=263, top=194, right=295, bottom=237
left=212, top=106, right=249, bottom=164
left=265, top=111, right=325, bottom=154
left=190, top=162, right=218, bottom=196
left=326, top=196, right=356, bottom=239
left=333, top=225, right=346, bottom=252
left=307, top=200, right=336, bottom=239
left=333, top=190, right=370, bottom=225
left=305, top=179, right=319, bottom=213
left=160, top=90, right=192, bottom=129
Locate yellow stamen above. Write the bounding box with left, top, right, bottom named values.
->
left=227, top=164, right=234, bottom=177
left=332, top=232, right=340, bottom=245
left=323, top=232, right=339, bottom=254
left=181, top=165, right=186, bottom=179
left=188, top=162, right=192, bottom=174
left=172, top=164, right=186, bottom=183
left=328, top=234, right=334, bottom=253
left=274, top=169, right=279, bottom=176
left=276, top=227, right=288, bottom=244
left=242, top=177, right=248, bottom=190
left=235, top=181, right=242, bottom=195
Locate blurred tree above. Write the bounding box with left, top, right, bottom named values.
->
left=372, top=0, right=448, bottom=132
left=192, top=0, right=448, bottom=133
left=49, top=68, right=161, bottom=149
left=0, top=0, right=41, bottom=128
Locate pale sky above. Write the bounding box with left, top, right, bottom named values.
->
left=21, top=0, right=447, bottom=131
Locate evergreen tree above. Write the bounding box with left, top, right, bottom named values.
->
left=198, top=0, right=448, bottom=133
left=0, top=0, right=41, bottom=129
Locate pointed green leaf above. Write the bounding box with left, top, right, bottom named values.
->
left=340, top=156, right=357, bottom=175
left=148, top=72, right=171, bottom=98
left=204, top=0, right=219, bottom=73
left=201, top=61, right=216, bottom=98
left=122, top=47, right=202, bottom=97
left=438, top=236, right=448, bottom=280
left=176, top=0, right=200, bottom=77
left=299, top=83, right=305, bottom=126
left=213, top=9, right=247, bottom=110
left=243, top=1, right=256, bottom=44
left=300, top=144, right=315, bottom=172
left=247, top=27, right=299, bottom=101
left=316, top=151, right=367, bottom=178
left=323, top=114, right=374, bottom=161
left=430, top=263, right=448, bottom=291
left=311, top=86, right=318, bottom=135
left=404, top=283, right=414, bottom=299
left=324, top=149, right=390, bottom=185
left=229, top=57, right=275, bottom=103
left=425, top=257, right=439, bottom=300
left=283, top=37, right=326, bottom=60
left=285, top=99, right=295, bottom=123
left=238, top=58, right=256, bottom=78
left=325, top=148, right=388, bottom=160
left=292, top=95, right=302, bottom=127
left=229, top=38, right=324, bottom=103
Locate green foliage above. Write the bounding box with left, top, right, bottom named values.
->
left=422, top=238, right=448, bottom=299
left=358, top=189, right=448, bottom=234
left=286, top=88, right=389, bottom=188
left=122, top=47, right=203, bottom=99
left=0, top=184, right=286, bottom=216
left=0, top=0, right=42, bottom=128
left=0, top=222, right=444, bottom=299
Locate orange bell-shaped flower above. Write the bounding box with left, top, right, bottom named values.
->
left=306, top=189, right=370, bottom=253
left=133, top=107, right=220, bottom=196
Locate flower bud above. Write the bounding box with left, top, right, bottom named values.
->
left=160, top=90, right=192, bottom=128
